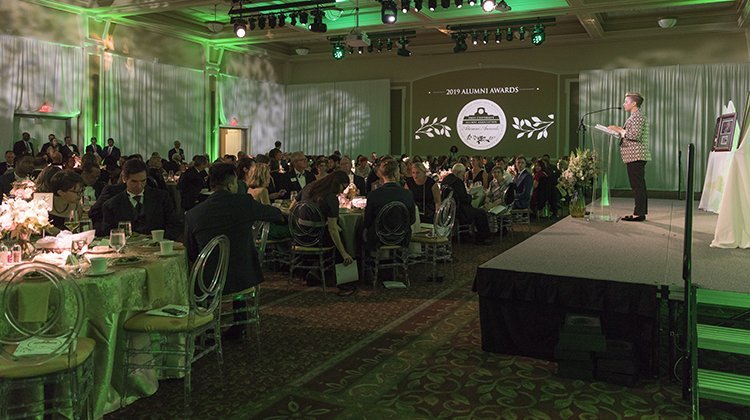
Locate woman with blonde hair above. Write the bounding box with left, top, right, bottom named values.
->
left=246, top=162, right=289, bottom=239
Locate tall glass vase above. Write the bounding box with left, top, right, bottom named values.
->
left=569, top=188, right=586, bottom=218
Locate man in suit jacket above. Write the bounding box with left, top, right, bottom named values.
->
left=281, top=151, right=315, bottom=198
left=103, top=138, right=121, bottom=161
left=85, top=137, right=103, bottom=158
left=13, top=132, right=35, bottom=158
left=168, top=140, right=185, bottom=163
left=39, top=134, right=59, bottom=157
left=178, top=155, right=209, bottom=211
left=441, top=163, right=491, bottom=245
left=0, top=151, right=14, bottom=175
left=363, top=159, right=416, bottom=251
left=59, top=136, right=80, bottom=161
left=512, top=156, right=533, bottom=210
left=102, top=159, right=181, bottom=239
left=184, top=163, right=284, bottom=338
left=0, top=154, right=35, bottom=196
left=340, top=155, right=366, bottom=194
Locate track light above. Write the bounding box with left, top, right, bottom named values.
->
left=386, top=38, right=393, bottom=51
left=290, top=13, right=297, bottom=25
left=453, top=33, right=467, bottom=53
left=482, top=30, right=488, bottom=44
left=367, top=44, right=374, bottom=53
left=233, top=20, right=247, bottom=38
left=428, top=0, right=436, bottom=11
left=401, top=0, right=410, bottom=12
left=414, top=0, right=422, bottom=11
left=506, top=27, right=513, bottom=41
left=518, top=26, right=525, bottom=41
left=258, top=15, right=266, bottom=30
left=278, top=13, right=286, bottom=27
left=268, top=14, right=277, bottom=28
left=496, top=0, right=511, bottom=12
left=471, top=31, right=478, bottom=45
left=441, top=0, right=450, bottom=8
left=397, top=37, right=411, bottom=56
left=358, top=47, right=363, bottom=54
left=495, top=28, right=501, bottom=43
left=468, top=0, right=476, bottom=5
left=332, top=44, right=346, bottom=60
left=381, top=1, right=398, bottom=24
left=299, top=11, right=309, bottom=25
left=348, top=47, right=354, bottom=54
left=454, top=0, right=463, bottom=7
left=481, top=0, right=496, bottom=12
left=248, top=17, right=256, bottom=31
left=532, top=23, right=545, bottom=45
left=308, top=10, right=327, bottom=32
left=377, top=39, right=384, bottom=52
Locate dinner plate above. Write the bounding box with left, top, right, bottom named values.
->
left=155, top=250, right=182, bottom=257
left=85, top=270, right=114, bottom=277
left=111, top=256, right=143, bottom=266
left=87, top=246, right=112, bottom=254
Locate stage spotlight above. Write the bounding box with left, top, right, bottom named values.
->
left=233, top=19, right=247, bottom=38
left=397, top=37, right=411, bottom=56
left=471, top=31, right=478, bottom=45
left=532, top=23, right=546, bottom=45
left=428, top=0, right=436, bottom=11
left=332, top=44, right=346, bottom=60
left=368, top=44, right=374, bottom=53
left=495, top=28, right=501, bottom=43
left=258, top=15, right=267, bottom=30
left=414, top=0, right=423, bottom=11
left=377, top=39, right=384, bottom=52
left=358, top=47, right=363, bottom=54
left=496, top=0, right=511, bottom=12
left=248, top=17, right=256, bottom=31
left=290, top=13, right=297, bottom=26
left=348, top=47, right=354, bottom=54
left=441, top=0, right=450, bottom=8
left=299, top=11, right=309, bottom=25
left=401, top=0, right=410, bottom=13
left=278, top=13, right=286, bottom=27
left=309, top=18, right=327, bottom=32
left=481, top=0, right=495, bottom=12
left=506, top=26, right=513, bottom=41
left=386, top=38, right=393, bottom=51
left=268, top=14, right=277, bottom=28
left=482, top=30, right=488, bottom=44
left=468, top=0, right=476, bottom=5
left=518, top=26, right=525, bottom=41
left=454, top=0, right=463, bottom=7
left=453, top=33, right=467, bottom=53
left=381, top=1, right=398, bottom=24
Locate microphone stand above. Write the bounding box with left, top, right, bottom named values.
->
left=577, top=107, right=621, bottom=149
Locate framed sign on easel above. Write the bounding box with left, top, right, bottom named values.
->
left=713, top=113, right=736, bottom=152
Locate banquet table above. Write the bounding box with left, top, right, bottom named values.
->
left=1, top=241, right=190, bottom=418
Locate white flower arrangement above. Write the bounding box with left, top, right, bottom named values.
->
left=9, top=180, right=36, bottom=201
left=1, top=181, right=50, bottom=241
left=557, top=148, right=599, bottom=197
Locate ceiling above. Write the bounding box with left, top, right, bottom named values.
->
left=30, top=0, right=750, bottom=59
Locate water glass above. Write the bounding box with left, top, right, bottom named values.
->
left=70, top=239, right=87, bottom=276
left=110, top=229, right=127, bottom=254
left=118, top=221, right=133, bottom=239
left=64, top=210, right=80, bottom=233
left=79, top=219, right=93, bottom=232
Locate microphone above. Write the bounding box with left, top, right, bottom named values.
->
left=577, top=107, right=622, bottom=133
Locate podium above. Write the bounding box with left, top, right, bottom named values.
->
left=589, top=124, right=619, bottom=221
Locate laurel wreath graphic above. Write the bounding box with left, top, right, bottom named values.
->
left=512, top=114, right=555, bottom=140
left=415, top=116, right=452, bottom=140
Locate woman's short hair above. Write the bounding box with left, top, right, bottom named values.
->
left=50, top=170, right=83, bottom=195
left=246, top=162, right=271, bottom=188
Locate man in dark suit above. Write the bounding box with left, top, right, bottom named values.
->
left=103, top=138, right=121, bottom=161
left=340, top=155, right=366, bottom=194
left=184, top=163, right=284, bottom=338
left=85, top=137, right=103, bottom=158
left=512, top=156, right=533, bottom=210
left=363, top=159, right=416, bottom=251
left=40, top=134, right=59, bottom=157
left=178, top=155, right=209, bottom=211
left=168, top=140, right=185, bottom=163
left=0, top=154, right=35, bottom=196
left=101, top=159, right=181, bottom=239
left=281, top=151, right=315, bottom=198
left=441, top=163, right=491, bottom=245
left=59, top=136, right=80, bottom=161
left=13, top=132, right=36, bottom=158
left=0, top=151, right=14, bottom=175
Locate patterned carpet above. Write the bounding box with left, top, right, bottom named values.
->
left=108, top=220, right=749, bottom=419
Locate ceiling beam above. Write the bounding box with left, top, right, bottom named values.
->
left=739, top=0, right=750, bottom=28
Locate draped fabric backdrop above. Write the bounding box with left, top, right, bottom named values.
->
left=580, top=63, right=750, bottom=191
left=102, top=54, right=205, bottom=160
left=218, top=74, right=286, bottom=156
left=285, top=80, right=390, bottom=157
left=0, top=35, right=83, bottom=148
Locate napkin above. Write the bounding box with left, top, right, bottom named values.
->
left=13, top=336, right=69, bottom=357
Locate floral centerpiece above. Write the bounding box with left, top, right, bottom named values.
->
left=557, top=148, right=599, bottom=217
left=338, top=183, right=359, bottom=209
left=1, top=181, right=50, bottom=253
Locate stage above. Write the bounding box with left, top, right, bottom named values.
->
left=472, top=198, right=750, bottom=374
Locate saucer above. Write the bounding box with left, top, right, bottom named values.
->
left=87, top=246, right=112, bottom=254
left=111, top=256, right=144, bottom=266
left=155, top=250, right=182, bottom=257
left=86, top=270, right=114, bottom=277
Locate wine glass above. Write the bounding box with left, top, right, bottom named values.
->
left=64, top=210, right=80, bottom=233
left=79, top=219, right=93, bottom=233
left=118, top=221, right=133, bottom=240
left=110, top=229, right=126, bottom=254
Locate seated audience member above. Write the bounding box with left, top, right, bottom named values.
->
left=47, top=170, right=84, bottom=234
left=60, top=136, right=80, bottom=161
left=0, top=154, right=35, bottom=195
left=363, top=159, right=416, bottom=251
left=366, top=156, right=391, bottom=193
left=164, top=152, right=181, bottom=174
left=237, top=151, right=247, bottom=160
left=326, top=154, right=341, bottom=173
left=512, top=156, right=533, bottom=210
left=339, top=155, right=366, bottom=194
left=81, top=163, right=105, bottom=204
left=282, top=151, right=315, bottom=197
left=313, top=157, right=329, bottom=181
left=246, top=163, right=290, bottom=240
left=405, top=162, right=441, bottom=222
left=147, top=155, right=167, bottom=190
left=168, top=140, right=185, bottom=163
left=0, top=150, right=15, bottom=175
left=101, top=159, right=181, bottom=239
left=466, top=155, right=489, bottom=189
left=235, top=157, right=255, bottom=194
left=354, top=155, right=370, bottom=179
left=184, top=163, right=284, bottom=339
left=530, top=159, right=553, bottom=217
left=34, top=165, right=62, bottom=193
left=62, top=155, right=78, bottom=171
left=40, top=134, right=59, bottom=157
left=484, top=165, right=513, bottom=211
left=178, top=155, right=209, bottom=211
left=441, top=163, right=492, bottom=244
left=31, top=156, right=48, bottom=179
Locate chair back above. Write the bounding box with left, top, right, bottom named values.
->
left=289, top=201, right=328, bottom=247
left=433, top=197, right=456, bottom=238
left=0, top=262, right=83, bottom=366
left=374, top=201, right=411, bottom=247
left=253, top=221, right=271, bottom=263
left=189, top=234, right=230, bottom=318
left=503, top=183, right=515, bottom=206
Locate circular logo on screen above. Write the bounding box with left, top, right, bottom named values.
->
left=456, top=99, right=507, bottom=150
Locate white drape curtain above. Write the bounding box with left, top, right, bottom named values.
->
left=0, top=35, right=83, bottom=147
left=102, top=54, right=205, bottom=160
left=285, top=79, right=390, bottom=157
left=580, top=63, right=750, bottom=191
left=218, top=74, right=286, bottom=156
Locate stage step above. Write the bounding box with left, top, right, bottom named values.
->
left=697, top=324, right=750, bottom=355
left=697, top=369, right=750, bottom=407
left=697, top=289, right=750, bottom=309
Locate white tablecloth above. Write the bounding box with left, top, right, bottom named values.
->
left=712, top=140, right=750, bottom=248
left=699, top=151, right=735, bottom=213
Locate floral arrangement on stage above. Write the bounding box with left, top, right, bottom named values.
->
left=1, top=181, right=50, bottom=242
left=557, top=148, right=599, bottom=197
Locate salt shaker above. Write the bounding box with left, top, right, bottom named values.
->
left=11, top=243, right=22, bottom=263
left=0, top=243, right=9, bottom=264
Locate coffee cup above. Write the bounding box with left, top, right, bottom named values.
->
left=159, top=240, right=174, bottom=254
left=151, top=229, right=165, bottom=242
left=89, top=257, right=108, bottom=274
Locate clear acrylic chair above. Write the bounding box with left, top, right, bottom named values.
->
left=254, top=220, right=291, bottom=270
left=121, top=234, right=230, bottom=402
left=288, top=202, right=336, bottom=294
left=411, top=198, right=457, bottom=282
left=362, top=201, right=412, bottom=288
left=0, top=262, right=94, bottom=419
